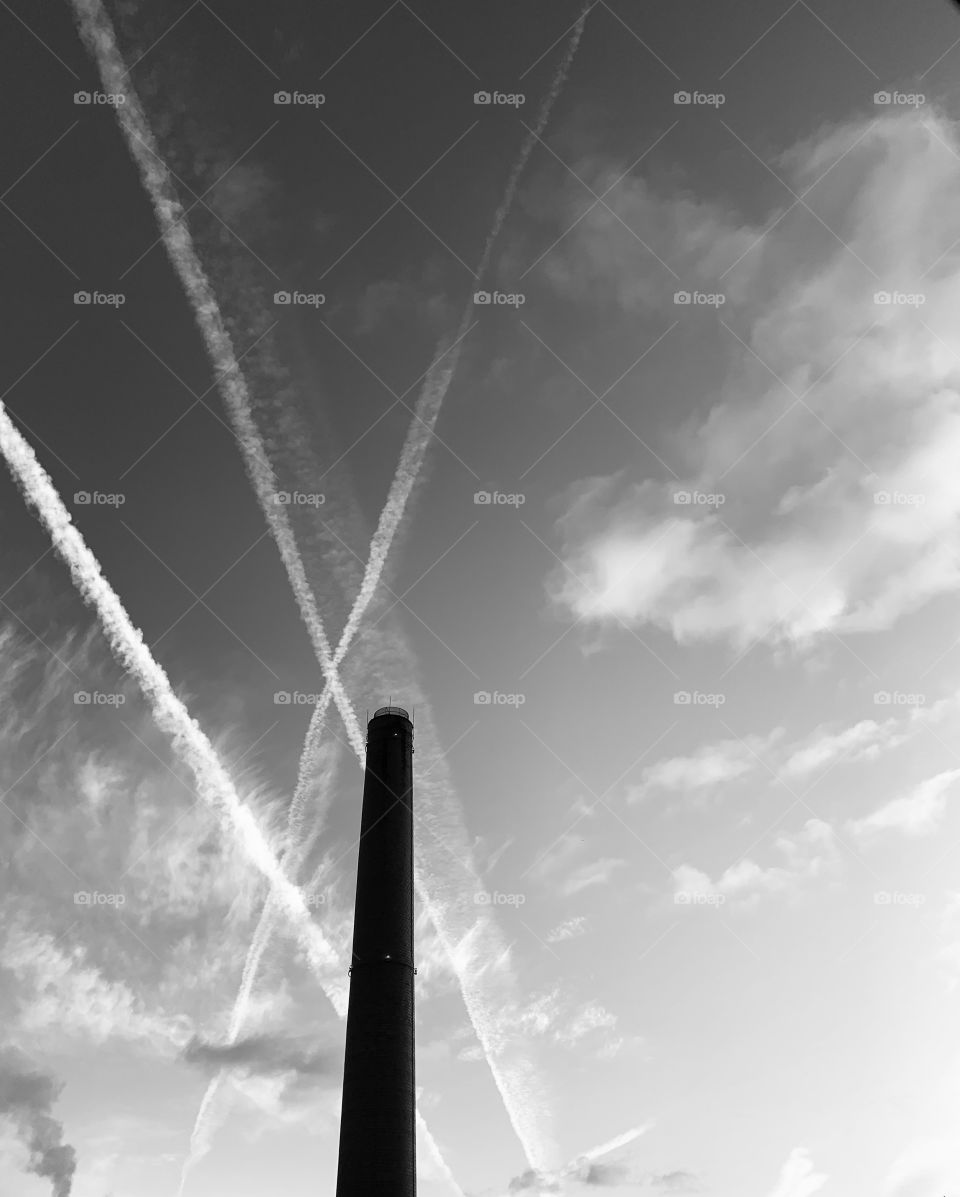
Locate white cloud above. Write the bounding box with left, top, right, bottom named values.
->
left=767, top=1148, right=827, bottom=1197
left=561, top=857, right=626, bottom=896
left=547, top=110, right=960, bottom=651
left=629, top=728, right=784, bottom=801
left=780, top=717, right=901, bottom=778
left=1, top=925, right=187, bottom=1049
left=672, top=819, right=838, bottom=907
left=847, top=767, right=960, bottom=840
left=546, top=916, right=588, bottom=943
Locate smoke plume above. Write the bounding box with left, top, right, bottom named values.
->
left=0, top=1049, right=76, bottom=1197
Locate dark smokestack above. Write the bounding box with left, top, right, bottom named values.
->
left=336, top=705, right=416, bottom=1196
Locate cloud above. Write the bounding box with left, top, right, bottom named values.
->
left=766, top=1148, right=827, bottom=1197
left=500, top=990, right=626, bottom=1060
left=562, top=858, right=626, bottom=896
left=672, top=818, right=839, bottom=907
left=546, top=110, right=960, bottom=651
left=633, top=698, right=946, bottom=805
left=629, top=728, right=785, bottom=801
left=0, top=1049, right=76, bottom=1197
left=509, top=1168, right=561, bottom=1192
left=546, top=916, right=588, bottom=943
left=847, top=767, right=960, bottom=839
left=1, top=924, right=187, bottom=1050
left=181, top=1033, right=338, bottom=1080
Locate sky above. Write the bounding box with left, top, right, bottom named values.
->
left=3, top=0, right=960, bottom=1194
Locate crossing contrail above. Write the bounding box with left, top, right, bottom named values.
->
left=72, top=0, right=589, bottom=1178
left=330, top=0, right=591, bottom=676
left=204, top=8, right=592, bottom=1162
left=176, top=740, right=342, bottom=1194
left=69, top=0, right=366, bottom=763
left=0, top=401, right=340, bottom=980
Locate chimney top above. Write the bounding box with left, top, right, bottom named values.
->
left=372, top=705, right=410, bottom=721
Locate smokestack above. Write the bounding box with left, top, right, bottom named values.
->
left=336, top=705, right=416, bottom=1196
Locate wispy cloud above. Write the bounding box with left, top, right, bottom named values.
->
left=546, top=110, right=960, bottom=651
left=546, top=916, right=588, bottom=943
left=766, top=1148, right=827, bottom=1197
left=847, top=767, right=960, bottom=840
left=672, top=818, right=839, bottom=908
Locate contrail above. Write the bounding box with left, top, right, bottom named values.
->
left=330, top=0, right=591, bottom=672
left=73, top=0, right=589, bottom=1178
left=190, top=6, right=592, bottom=1158
left=0, top=402, right=339, bottom=978
left=69, top=0, right=366, bottom=763
left=417, top=1108, right=467, bottom=1197
left=177, top=741, right=342, bottom=1194
left=575, top=1122, right=654, bottom=1163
